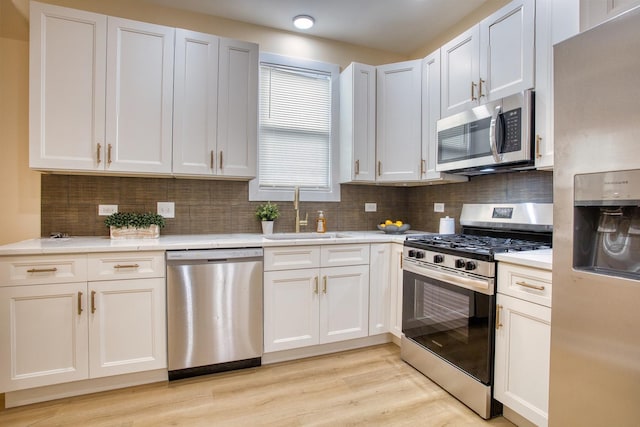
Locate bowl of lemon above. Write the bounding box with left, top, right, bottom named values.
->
left=377, top=219, right=411, bottom=234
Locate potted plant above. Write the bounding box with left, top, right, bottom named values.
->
left=255, top=202, right=280, bottom=234
left=104, top=212, right=166, bottom=239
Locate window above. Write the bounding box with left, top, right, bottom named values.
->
left=249, top=53, right=340, bottom=202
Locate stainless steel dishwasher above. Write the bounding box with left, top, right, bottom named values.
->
left=166, top=248, right=263, bottom=380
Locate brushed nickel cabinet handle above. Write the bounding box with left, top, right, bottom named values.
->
left=471, top=81, right=477, bottom=101
left=421, top=159, right=426, bottom=175
left=322, top=276, right=327, bottom=294
left=479, top=78, right=485, bottom=98
left=495, top=304, right=503, bottom=330
left=114, top=264, right=139, bottom=269
left=355, top=159, right=360, bottom=175
left=400, top=252, right=403, bottom=270
left=516, top=280, right=545, bottom=291
left=535, top=134, right=542, bottom=159
left=97, top=143, right=102, bottom=165
left=107, top=144, right=112, bottom=166
left=78, top=291, right=83, bottom=315
left=210, top=150, right=215, bottom=169
left=314, top=276, right=319, bottom=294
left=219, top=151, right=223, bottom=169
left=377, top=161, right=382, bottom=177
left=27, top=267, right=57, bottom=273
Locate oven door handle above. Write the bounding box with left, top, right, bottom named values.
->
left=404, top=261, right=493, bottom=296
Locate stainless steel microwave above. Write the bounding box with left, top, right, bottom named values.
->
left=435, top=90, right=534, bottom=175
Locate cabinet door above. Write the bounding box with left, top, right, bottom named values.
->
left=441, top=26, right=480, bottom=117
left=264, top=269, right=319, bottom=352
left=535, top=0, right=580, bottom=170
left=369, top=244, right=390, bottom=335
left=88, top=278, right=166, bottom=378
left=339, top=62, right=376, bottom=183
left=389, top=243, right=404, bottom=338
left=105, top=17, right=174, bottom=174
left=217, top=38, right=258, bottom=178
left=376, top=60, right=422, bottom=182
left=480, top=0, right=535, bottom=102
left=319, top=265, right=369, bottom=344
left=173, top=29, right=219, bottom=176
left=494, top=293, right=551, bottom=427
left=0, top=283, right=88, bottom=392
left=580, top=0, right=640, bottom=30
left=29, top=2, right=106, bottom=171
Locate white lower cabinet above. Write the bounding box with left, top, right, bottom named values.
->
left=389, top=243, right=404, bottom=338
left=0, top=252, right=166, bottom=393
left=369, top=243, right=391, bottom=335
left=494, top=262, right=552, bottom=427
left=263, top=245, right=370, bottom=353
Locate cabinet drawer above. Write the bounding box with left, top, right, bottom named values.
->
left=264, top=246, right=321, bottom=271
left=497, top=262, right=552, bottom=307
left=87, top=252, right=165, bottom=281
left=321, top=244, right=369, bottom=267
left=0, top=255, right=87, bottom=286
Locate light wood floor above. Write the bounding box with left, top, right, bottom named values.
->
left=0, top=344, right=515, bottom=426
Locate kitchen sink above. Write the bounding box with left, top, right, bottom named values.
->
left=263, top=232, right=351, bottom=240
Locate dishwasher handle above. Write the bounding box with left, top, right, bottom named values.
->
left=166, top=248, right=263, bottom=262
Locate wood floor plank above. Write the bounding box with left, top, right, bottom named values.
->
left=0, top=344, right=515, bottom=426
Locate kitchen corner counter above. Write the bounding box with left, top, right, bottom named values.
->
left=494, top=248, right=553, bottom=270
left=0, top=231, right=419, bottom=256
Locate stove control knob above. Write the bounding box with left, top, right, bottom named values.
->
left=415, top=251, right=425, bottom=259
left=408, top=250, right=416, bottom=258
left=465, top=261, right=477, bottom=271
left=455, top=259, right=466, bottom=269
left=433, top=254, right=444, bottom=264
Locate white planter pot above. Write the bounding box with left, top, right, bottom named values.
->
left=261, top=221, right=274, bottom=235
left=110, top=225, right=160, bottom=239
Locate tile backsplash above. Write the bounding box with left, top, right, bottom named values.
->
left=41, top=170, right=552, bottom=237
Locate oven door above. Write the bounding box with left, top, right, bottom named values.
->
left=402, top=267, right=496, bottom=385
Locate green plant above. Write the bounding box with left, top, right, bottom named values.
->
left=104, top=212, right=166, bottom=229
left=255, top=201, right=280, bottom=221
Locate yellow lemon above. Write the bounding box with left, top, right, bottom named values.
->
left=395, top=220, right=403, bottom=226
left=379, top=223, right=386, bottom=228
left=385, top=219, right=393, bottom=225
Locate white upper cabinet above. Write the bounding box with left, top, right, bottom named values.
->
left=340, top=62, right=377, bottom=183
left=29, top=2, right=106, bottom=171
left=441, top=0, right=535, bottom=117
left=216, top=38, right=258, bottom=178
left=580, top=0, right=640, bottom=30
left=30, top=2, right=257, bottom=179
left=376, top=60, right=422, bottom=182
left=535, top=0, right=580, bottom=170
left=420, top=50, right=467, bottom=184
left=105, top=18, right=175, bottom=174
left=172, top=29, right=220, bottom=176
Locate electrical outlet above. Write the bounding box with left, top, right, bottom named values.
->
left=157, top=202, right=175, bottom=218
left=98, top=204, right=118, bottom=216
left=434, top=203, right=445, bottom=213
left=365, top=202, right=377, bottom=212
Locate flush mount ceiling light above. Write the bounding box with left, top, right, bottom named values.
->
left=293, top=15, right=315, bottom=30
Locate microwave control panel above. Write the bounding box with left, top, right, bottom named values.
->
left=502, top=108, right=522, bottom=153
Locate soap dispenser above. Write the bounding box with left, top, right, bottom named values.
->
left=316, top=211, right=326, bottom=233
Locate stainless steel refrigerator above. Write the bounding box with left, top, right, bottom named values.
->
left=551, top=6, right=640, bottom=426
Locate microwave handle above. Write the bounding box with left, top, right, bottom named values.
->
left=489, top=105, right=503, bottom=163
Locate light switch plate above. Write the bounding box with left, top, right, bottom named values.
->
left=98, top=204, right=118, bottom=216
left=157, top=202, right=175, bottom=218
left=434, top=203, right=445, bottom=213
left=365, top=202, right=377, bottom=212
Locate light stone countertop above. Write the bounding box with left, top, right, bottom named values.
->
left=494, top=248, right=553, bottom=270
left=0, top=231, right=422, bottom=256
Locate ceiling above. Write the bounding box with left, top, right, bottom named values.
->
left=141, top=0, right=489, bottom=55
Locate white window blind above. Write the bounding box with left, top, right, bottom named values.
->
left=258, top=63, right=332, bottom=189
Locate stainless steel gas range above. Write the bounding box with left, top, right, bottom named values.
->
left=400, top=203, right=552, bottom=419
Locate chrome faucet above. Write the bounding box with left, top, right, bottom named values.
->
left=293, top=186, right=308, bottom=233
